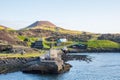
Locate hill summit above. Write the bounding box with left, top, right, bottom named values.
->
left=26, top=21, right=57, bottom=29
left=23, top=20, right=83, bottom=34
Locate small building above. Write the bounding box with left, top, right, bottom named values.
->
left=57, top=38, right=67, bottom=46
left=31, top=39, right=43, bottom=49
left=57, top=38, right=67, bottom=43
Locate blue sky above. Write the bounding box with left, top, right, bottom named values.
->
left=0, top=0, right=120, bottom=33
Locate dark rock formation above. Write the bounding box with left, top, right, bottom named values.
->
left=22, top=61, right=71, bottom=74
left=0, top=44, right=13, bottom=53
left=0, top=57, right=38, bottom=74
left=61, top=52, right=92, bottom=62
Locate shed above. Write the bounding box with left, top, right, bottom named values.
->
left=31, top=39, right=43, bottom=49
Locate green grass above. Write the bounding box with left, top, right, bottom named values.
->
left=0, top=53, right=40, bottom=58
left=29, top=37, right=38, bottom=42
left=0, top=50, right=46, bottom=58
left=27, top=37, right=39, bottom=46
left=17, top=35, right=26, bottom=41
left=17, top=36, right=39, bottom=46
left=18, top=36, right=38, bottom=41
left=42, top=38, right=57, bottom=48
left=87, top=40, right=120, bottom=49
left=42, top=37, right=75, bottom=49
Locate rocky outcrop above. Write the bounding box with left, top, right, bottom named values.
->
left=22, top=60, right=71, bottom=74
left=61, top=52, right=92, bottom=63
left=23, top=55, right=71, bottom=74
left=0, top=57, right=38, bottom=74
left=0, top=55, right=71, bottom=74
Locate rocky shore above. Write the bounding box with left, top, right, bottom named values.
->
left=0, top=57, right=38, bottom=74
left=68, top=48, right=120, bottom=53
left=22, top=61, right=71, bottom=74
left=1, top=48, right=116, bottom=74
left=0, top=52, right=72, bottom=74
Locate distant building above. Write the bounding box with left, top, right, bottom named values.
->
left=57, top=38, right=67, bottom=46
left=57, top=38, right=67, bottom=43
left=31, top=39, right=43, bottom=49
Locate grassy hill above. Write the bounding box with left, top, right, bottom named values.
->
left=87, top=40, right=120, bottom=49
left=0, top=21, right=120, bottom=52
left=24, top=21, right=84, bottom=35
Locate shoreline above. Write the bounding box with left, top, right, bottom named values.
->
left=68, top=48, right=120, bottom=53
left=0, top=57, right=38, bottom=74
left=0, top=49, right=120, bottom=74
left=0, top=51, right=72, bottom=74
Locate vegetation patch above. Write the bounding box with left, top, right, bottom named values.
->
left=0, top=50, right=46, bottom=58
left=87, top=40, right=120, bottom=49
left=17, top=35, right=26, bottom=41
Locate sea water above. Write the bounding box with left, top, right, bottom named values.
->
left=0, top=53, right=120, bottom=80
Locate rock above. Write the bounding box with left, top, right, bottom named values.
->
left=0, top=57, right=38, bottom=74
left=22, top=59, right=71, bottom=74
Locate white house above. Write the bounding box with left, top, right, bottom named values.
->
left=57, top=38, right=67, bottom=43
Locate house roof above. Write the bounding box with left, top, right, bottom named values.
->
left=58, top=38, right=67, bottom=42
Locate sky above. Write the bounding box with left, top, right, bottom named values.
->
left=0, top=0, right=120, bottom=33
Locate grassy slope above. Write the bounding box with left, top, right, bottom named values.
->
left=26, top=26, right=83, bottom=35
left=17, top=35, right=39, bottom=46
left=87, top=40, right=120, bottom=49
left=59, top=28, right=82, bottom=34
left=42, top=37, right=76, bottom=49
left=0, top=50, right=46, bottom=58
left=0, top=53, right=40, bottom=58
left=1, top=25, right=120, bottom=50
left=42, top=37, right=120, bottom=49
left=4, top=29, right=120, bottom=50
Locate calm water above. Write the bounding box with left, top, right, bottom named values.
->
left=0, top=53, right=120, bottom=80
